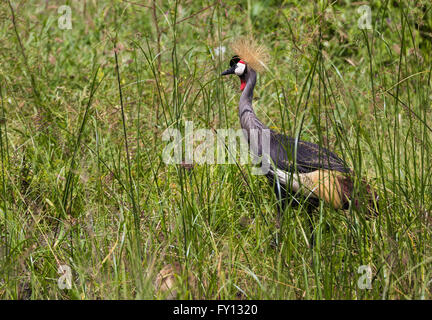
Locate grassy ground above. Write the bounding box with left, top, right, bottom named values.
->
left=1, top=0, right=432, bottom=299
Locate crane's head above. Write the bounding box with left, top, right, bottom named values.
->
left=221, top=55, right=247, bottom=91
left=220, top=38, right=269, bottom=91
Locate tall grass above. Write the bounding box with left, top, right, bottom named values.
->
left=0, top=0, right=431, bottom=299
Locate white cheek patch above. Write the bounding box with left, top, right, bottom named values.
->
left=235, top=63, right=246, bottom=76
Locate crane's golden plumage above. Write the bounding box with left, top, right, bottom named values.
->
left=230, top=38, right=269, bottom=73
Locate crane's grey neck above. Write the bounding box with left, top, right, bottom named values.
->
left=239, top=68, right=268, bottom=133
left=238, top=67, right=269, bottom=159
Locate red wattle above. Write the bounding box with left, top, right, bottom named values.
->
left=240, top=79, right=246, bottom=91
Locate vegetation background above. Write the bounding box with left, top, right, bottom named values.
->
left=0, top=0, right=432, bottom=299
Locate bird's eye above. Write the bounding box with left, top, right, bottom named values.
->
left=229, top=55, right=240, bottom=67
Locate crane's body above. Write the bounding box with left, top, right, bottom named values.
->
left=222, top=46, right=377, bottom=217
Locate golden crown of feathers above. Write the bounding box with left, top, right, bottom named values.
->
left=230, top=38, right=269, bottom=73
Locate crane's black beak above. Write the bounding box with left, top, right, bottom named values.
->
left=221, top=65, right=236, bottom=76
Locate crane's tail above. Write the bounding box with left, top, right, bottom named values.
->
left=297, top=170, right=379, bottom=216
left=337, top=174, right=379, bottom=217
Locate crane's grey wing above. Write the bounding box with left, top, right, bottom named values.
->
left=269, top=132, right=350, bottom=174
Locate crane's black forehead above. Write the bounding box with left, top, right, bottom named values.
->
left=229, top=55, right=240, bottom=67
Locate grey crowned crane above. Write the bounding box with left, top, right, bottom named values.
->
left=221, top=39, right=378, bottom=231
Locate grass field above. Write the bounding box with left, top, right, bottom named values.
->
left=1, top=0, right=432, bottom=299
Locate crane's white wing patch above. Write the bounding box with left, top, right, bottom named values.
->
left=271, top=168, right=300, bottom=192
